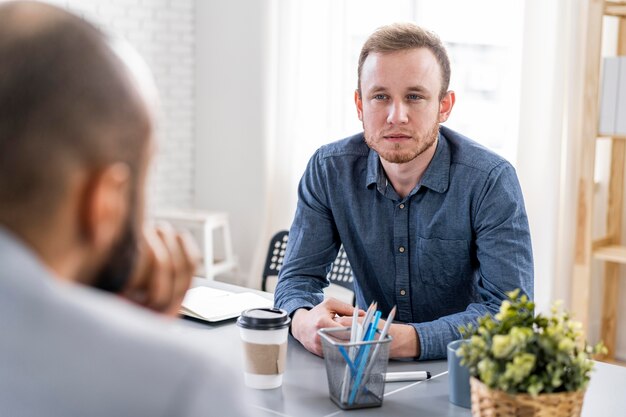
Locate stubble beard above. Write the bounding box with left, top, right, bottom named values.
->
left=92, top=206, right=139, bottom=294
left=364, top=122, right=440, bottom=164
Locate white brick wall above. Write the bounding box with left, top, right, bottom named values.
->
left=46, top=0, right=196, bottom=210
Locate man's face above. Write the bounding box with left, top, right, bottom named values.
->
left=356, top=48, right=450, bottom=164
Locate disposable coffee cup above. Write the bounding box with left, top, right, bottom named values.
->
left=237, top=308, right=290, bottom=389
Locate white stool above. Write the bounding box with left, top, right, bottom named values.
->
left=153, top=209, right=237, bottom=280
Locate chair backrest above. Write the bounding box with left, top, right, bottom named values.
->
left=262, top=231, right=289, bottom=291
left=261, top=231, right=355, bottom=302
left=327, top=245, right=354, bottom=292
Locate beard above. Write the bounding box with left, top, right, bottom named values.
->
left=91, top=215, right=138, bottom=294
left=364, top=122, right=440, bottom=164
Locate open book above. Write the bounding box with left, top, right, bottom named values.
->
left=180, top=286, right=273, bottom=322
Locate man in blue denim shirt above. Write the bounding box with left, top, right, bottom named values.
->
left=274, top=23, right=533, bottom=360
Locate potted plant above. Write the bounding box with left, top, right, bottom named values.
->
left=457, top=289, right=605, bottom=417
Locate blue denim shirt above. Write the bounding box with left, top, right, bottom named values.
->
left=274, top=126, right=534, bottom=360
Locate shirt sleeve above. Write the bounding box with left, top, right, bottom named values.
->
left=412, top=162, right=534, bottom=360
left=273, top=149, right=341, bottom=316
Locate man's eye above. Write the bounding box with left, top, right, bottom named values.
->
left=373, top=94, right=387, bottom=100
left=407, top=94, right=422, bottom=100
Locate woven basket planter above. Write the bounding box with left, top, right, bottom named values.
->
left=469, top=377, right=585, bottom=417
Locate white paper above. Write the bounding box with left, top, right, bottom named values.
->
left=181, top=286, right=273, bottom=322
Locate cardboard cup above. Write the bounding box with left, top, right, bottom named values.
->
left=237, top=308, right=290, bottom=389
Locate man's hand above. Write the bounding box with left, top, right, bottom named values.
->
left=334, top=315, right=420, bottom=358
left=386, top=322, right=420, bottom=358
left=122, top=223, right=201, bottom=317
left=291, top=298, right=360, bottom=357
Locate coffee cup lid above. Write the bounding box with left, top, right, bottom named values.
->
left=237, top=308, right=291, bottom=330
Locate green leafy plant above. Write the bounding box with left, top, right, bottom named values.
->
left=457, top=289, right=606, bottom=396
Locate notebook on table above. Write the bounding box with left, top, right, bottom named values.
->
left=180, top=286, right=273, bottom=322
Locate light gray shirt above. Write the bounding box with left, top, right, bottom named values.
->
left=0, top=228, right=250, bottom=417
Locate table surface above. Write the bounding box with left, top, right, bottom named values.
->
left=178, top=279, right=626, bottom=417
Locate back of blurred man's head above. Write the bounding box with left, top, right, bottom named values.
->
left=0, top=1, right=153, bottom=289
left=0, top=1, right=150, bottom=223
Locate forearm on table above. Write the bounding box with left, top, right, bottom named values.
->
left=273, top=276, right=325, bottom=316
left=410, top=303, right=493, bottom=360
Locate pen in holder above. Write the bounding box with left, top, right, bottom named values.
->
left=318, top=326, right=392, bottom=410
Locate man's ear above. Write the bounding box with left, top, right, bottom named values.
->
left=79, top=163, right=131, bottom=251
left=354, top=89, right=364, bottom=121
left=438, top=90, right=455, bottom=123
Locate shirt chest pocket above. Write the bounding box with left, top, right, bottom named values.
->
left=416, top=237, right=472, bottom=288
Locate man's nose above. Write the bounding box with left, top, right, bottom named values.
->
left=386, top=100, right=409, bottom=124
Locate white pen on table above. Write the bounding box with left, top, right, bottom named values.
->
left=384, top=371, right=432, bottom=382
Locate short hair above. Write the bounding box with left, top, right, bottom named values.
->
left=357, top=22, right=451, bottom=100
left=0, top=2, right=150, bottom=224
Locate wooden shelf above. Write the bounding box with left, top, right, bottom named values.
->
left=593, top=244, right=626, bottom=263
left=606, top=1, right=626, bottom=17
left=596, top=355, right=626, bottom=367
left=573, top=0, right=626, bottom=365
left=598, top=134, right=626, bottom=140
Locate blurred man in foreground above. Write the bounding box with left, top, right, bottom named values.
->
left=0, top=2, right=249, bottom=416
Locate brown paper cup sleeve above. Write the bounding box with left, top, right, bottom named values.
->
left=243, top=341, right=287, bottom=375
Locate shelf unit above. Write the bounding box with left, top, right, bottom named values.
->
left=573, top=0, right=626, bottom=364
left=153, top=209, right=237, bottom=281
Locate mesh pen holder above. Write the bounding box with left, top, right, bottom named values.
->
left=318, top=327, right=392, bottom=410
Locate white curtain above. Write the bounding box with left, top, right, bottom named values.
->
left=248, top=1, right=350, bottom=289
left=516, top=0, right=583, bottom=313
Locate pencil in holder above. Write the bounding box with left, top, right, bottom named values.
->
left=318, top=326, right=392, bottom=410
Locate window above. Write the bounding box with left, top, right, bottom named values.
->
left=281, top=0, right=524, bottom=171
left=337, top=0, right=525, bottom=164
left=272, top=0, right=525, bottom=215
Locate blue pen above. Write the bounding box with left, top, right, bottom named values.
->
left=338, top=346, right=357, bottom=374
left=352, top=314, right=377, bottom=372
left=348, top=311, right=381, bottom=405
left=341, top=301, right=375, bottom=405
left=352, top=303, right=377, bottom=366
left=354, top=306, right=397, bottom=403
left=340, top=303, right=361, bottom=404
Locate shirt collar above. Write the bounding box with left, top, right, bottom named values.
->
left=365, top=148, right=383, bottom=190
left=365, top=129, right=451, bottom=194
left=419, top=131, right=450, bottom=194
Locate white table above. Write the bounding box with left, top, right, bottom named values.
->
left=179, top=280, right=626, bottom=417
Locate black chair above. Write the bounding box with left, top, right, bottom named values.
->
left=262, top=230, right=355, bottom=304
left=262, top=230, right=289, bottom=292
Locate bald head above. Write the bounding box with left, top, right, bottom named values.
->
left=0, top=1, right=152, bottom=230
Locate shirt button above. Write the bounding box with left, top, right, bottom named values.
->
left=400, top=289, right=406, bottom=296
left=399, top=204, right=405, bottom=209
left=398, top=246, right=405, bottom=253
